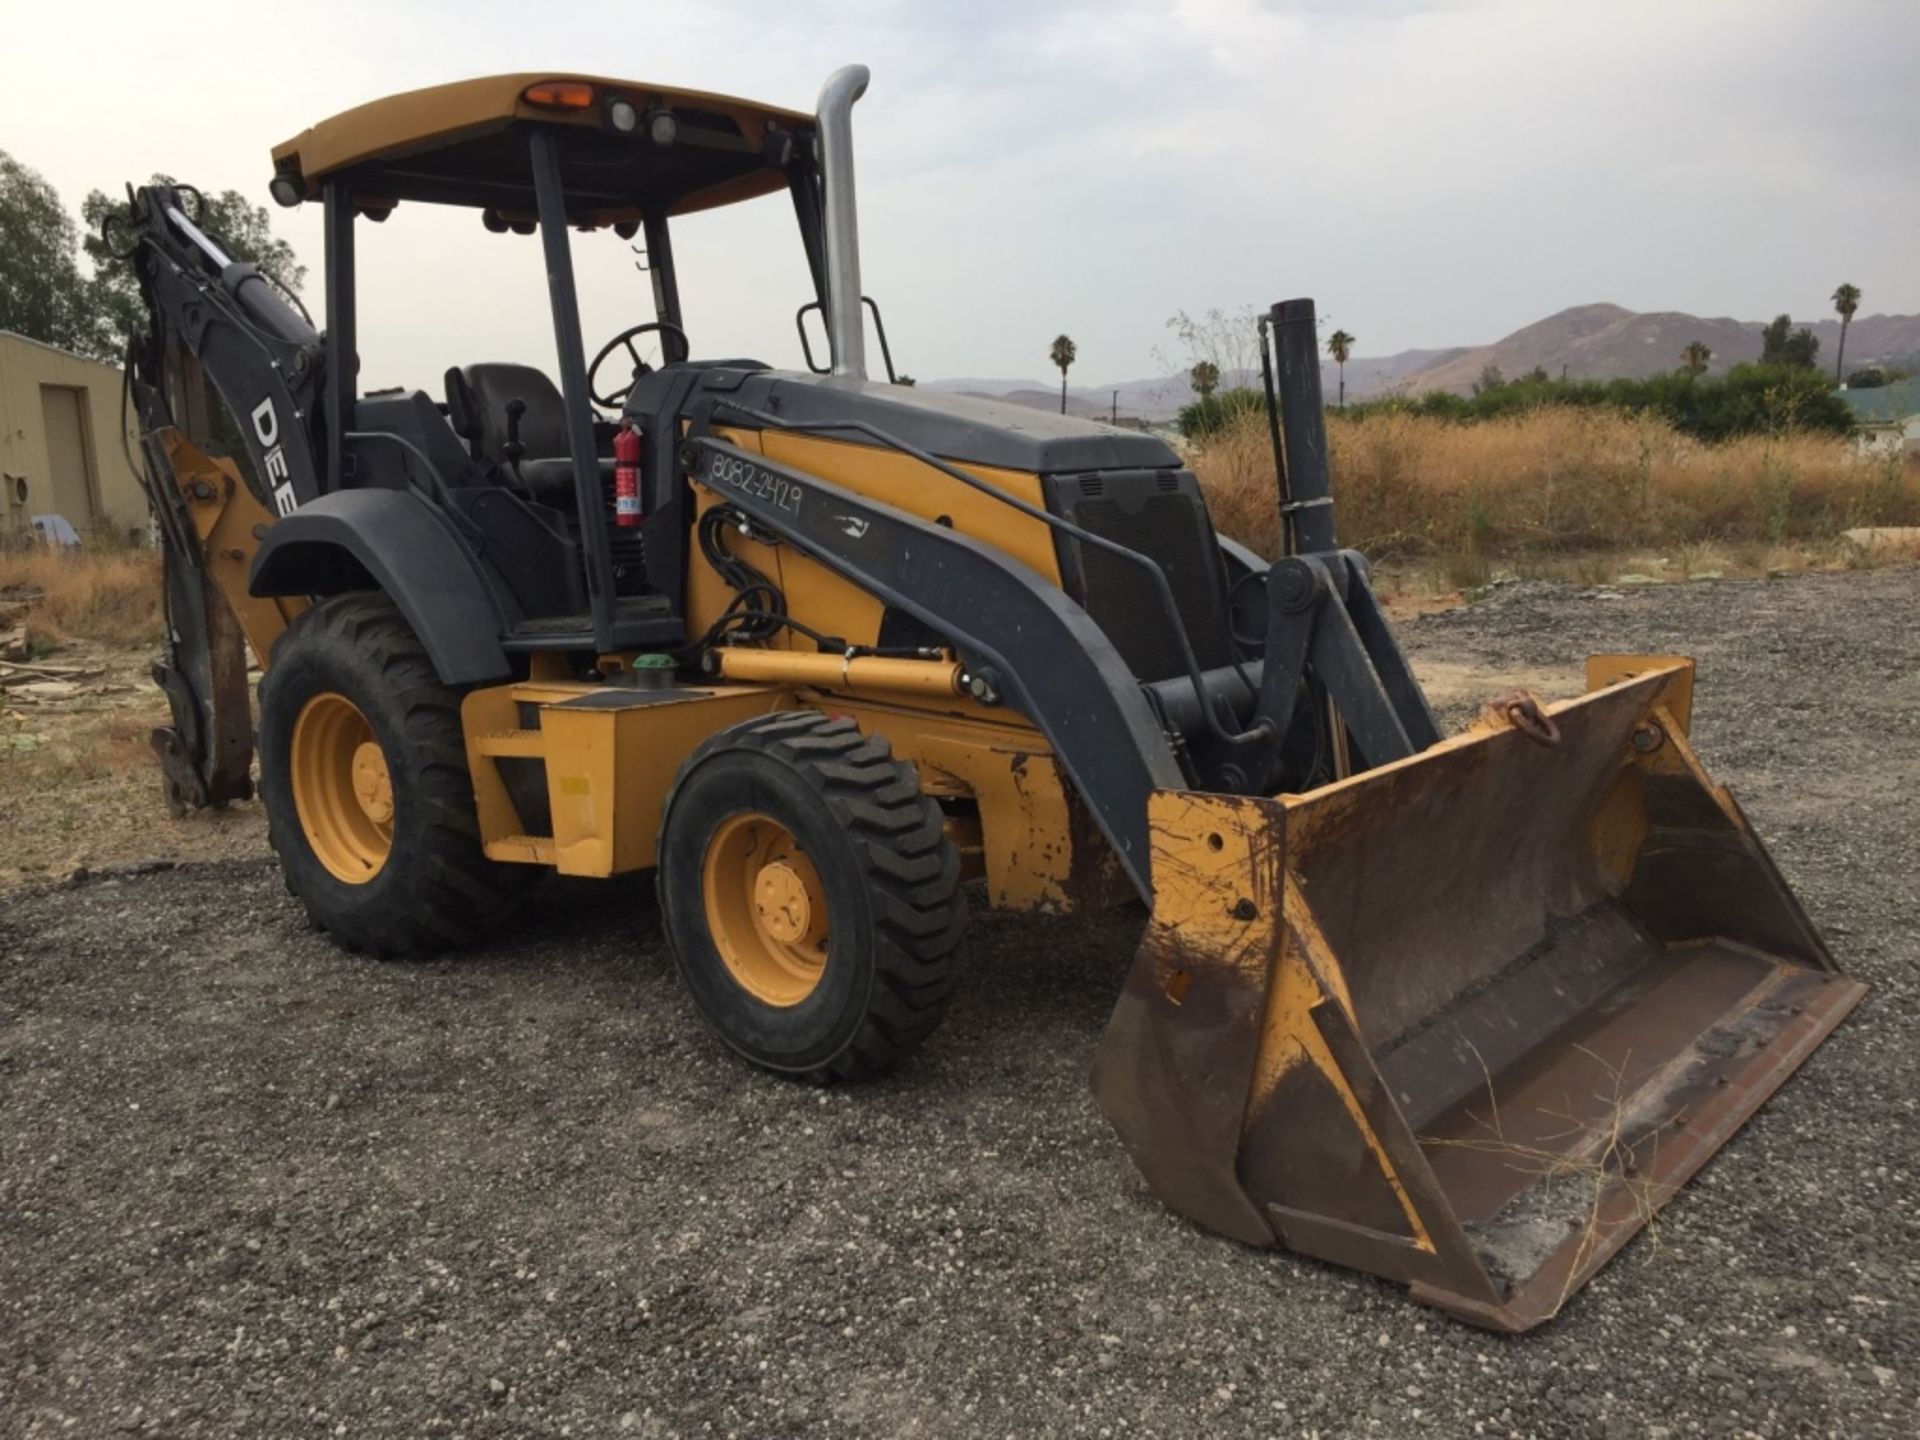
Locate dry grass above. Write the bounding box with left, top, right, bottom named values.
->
left=3, top=708, right=158, bottom=783
left=1426, top=1041, right=1674, bottom=1321
left=0, top=547, right=164, bottom=649
left=1194, top=406, right=1920, bottom=583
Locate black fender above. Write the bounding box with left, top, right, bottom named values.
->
left=1218, top=533, right=1268, bottom=581
left=249, top=489, right=513, bottom=686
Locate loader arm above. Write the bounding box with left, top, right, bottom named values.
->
left=681, top=430, right=1187, bottom=897
left=117, top=185, right=327, bottom=810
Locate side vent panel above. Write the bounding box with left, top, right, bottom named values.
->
left=1044, top=469, right=1233, bottom=683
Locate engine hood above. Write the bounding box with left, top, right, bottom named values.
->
left=699, top=369, right=1182, bottom=476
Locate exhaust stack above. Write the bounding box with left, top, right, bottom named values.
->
left=815, top=64, right=870, bottom=380
left=1267, top=298, right=1339, bottom=555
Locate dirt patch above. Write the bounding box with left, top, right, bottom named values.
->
left=0, top=640, right=268, bottom=885
left=2, top=567, right=1917, bottom=1437
left=1409, top=656, right=1582, bottom=713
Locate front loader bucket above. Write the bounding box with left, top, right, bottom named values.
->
left=1092, top=656, right=1863, bottom=1331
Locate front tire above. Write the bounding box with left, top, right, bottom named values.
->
left=659, top=711, right=965, bottom=1081
left=257, top=593, right=528, bottom=957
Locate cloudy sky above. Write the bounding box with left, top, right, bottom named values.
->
left=6, top=0, right=1916, bottom=388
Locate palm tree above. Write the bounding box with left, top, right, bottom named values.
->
left=1832, top=283, right=1861, bottom=381
left=1680, top=340, right=1712, bottom=377
left=1050, top=334, right=1077, bottom=414
left=1189, top=360, right=1219, bottom=398
left=1326, top=329, right=1355, bottom=407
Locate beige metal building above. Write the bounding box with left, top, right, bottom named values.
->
left=0, top=331, right=149, bottom=544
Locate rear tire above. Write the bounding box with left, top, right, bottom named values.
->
left=257, top=593, right=529, bottom=957
left=658, top=711, right=964, bottom=1081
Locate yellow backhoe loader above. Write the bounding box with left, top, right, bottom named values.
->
left=113, top=65, right=1863, bottom=1330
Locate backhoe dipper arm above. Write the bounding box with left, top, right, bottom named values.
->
left=120, top=184, right=328, bottom=812
left=126, top=185, right=327, bottom=514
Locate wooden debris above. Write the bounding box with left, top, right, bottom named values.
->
left=0, top=659, right=107, bottom=683
left=11, top=680, right=86, bottom=701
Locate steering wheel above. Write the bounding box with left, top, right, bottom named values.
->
left=588, top=321, right=691, bottom=408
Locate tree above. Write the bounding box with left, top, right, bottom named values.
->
left=1759, top=313, right=1819, bottom=370
left=1831, top=282, right=1861, bottom=381
left=0, top=149, right=110, bottom=359
left=83, top=177, right=306, bottom=348
left=1758, top=314, right=1790, bottom=363
left=1471, top=364, right=1505, bottom=397
left=1325, top=329, right=1354, bottom=407
left=1680, top=340, right=1713, bottom=377
left=0, top=153, right=306, bottom=368
left=1161, top=307, right=1260, bottom=385
left=1049, top=334, right=1076, bottom=415
left=1189, top=359, right=1219, bottom=399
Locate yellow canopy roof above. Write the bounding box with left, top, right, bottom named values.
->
left=270, top=73, right=812, bottom=219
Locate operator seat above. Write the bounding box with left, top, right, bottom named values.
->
left=445, top=363, right=601, bottom=497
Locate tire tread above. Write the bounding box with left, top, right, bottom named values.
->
left=665, top=710, right=965, bottom=1080
left=259, top=593, right=527, bottom=959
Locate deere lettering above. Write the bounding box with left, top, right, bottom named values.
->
left=251, top=397, right=297, bottom=516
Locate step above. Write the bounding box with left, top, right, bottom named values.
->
left=485, top=834, right=556, bottom=866
left=474, top=728, right=546, bottom=759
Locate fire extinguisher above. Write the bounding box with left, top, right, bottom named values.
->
left=613, top=420, right=642, bottom=529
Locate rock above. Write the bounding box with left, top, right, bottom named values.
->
left=96, top=860, right=179, bottom=880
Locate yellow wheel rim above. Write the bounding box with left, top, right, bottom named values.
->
left=702, top=813, right=830, bottom=1007
left=291, top=692, right=393, bottom=884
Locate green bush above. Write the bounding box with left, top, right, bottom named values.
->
left=1177, top=386, right=1266, bottom=440
left=1344, top=365, right=1852, bottom=441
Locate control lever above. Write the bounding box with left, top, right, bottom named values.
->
left=503, top=397, right=527, bottom=469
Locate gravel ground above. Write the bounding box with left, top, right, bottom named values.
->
left=3, top=568, right=1915, bottom=1439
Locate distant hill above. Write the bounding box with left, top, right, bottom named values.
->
left=956, top=387, right=1115, bottom=420
left=1331, top=347, right=1465, bottom=400
left=923, top=305, right=1920, bottom=417
left=922, top=373, right=1193, bottom=421
left=1398, top=305, right=1920, bottom=395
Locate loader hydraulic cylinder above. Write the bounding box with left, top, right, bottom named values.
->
left=709, top=648, right=965, bottom=700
